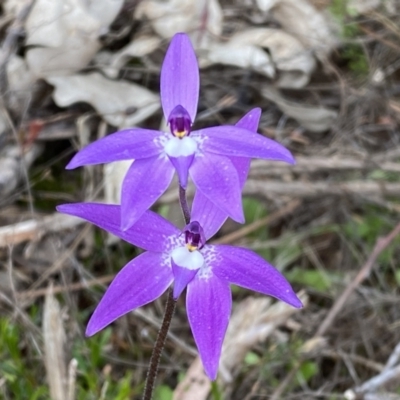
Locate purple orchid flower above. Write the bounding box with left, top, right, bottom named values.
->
left=65, top=33, right=294, bottom=231
left=57, top=202, right=302, bottom=380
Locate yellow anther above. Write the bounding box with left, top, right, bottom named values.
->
left=175, top=130, right=187, bottom=138
left=186, top=243, right=198, bottom=252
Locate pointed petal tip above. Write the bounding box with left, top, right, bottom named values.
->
left=56, top=204, right=71, bottom=214
left=204, top=367, right=218, bottom=381
left=85, top=322, right=99, bottom=337
left=65, top=159, right=77, bottom=170
left=292, top=296, right=303, bottom=309
left=231, top=210, right=245, bottom=224
left=283, top=290, right=303, bottom=309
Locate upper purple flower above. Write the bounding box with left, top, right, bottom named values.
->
left=66, top=33, right=294, bottom=231
left=57, top=200, right=302, bottom=380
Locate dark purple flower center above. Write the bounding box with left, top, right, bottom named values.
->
left=168, top=105, right=192, bottom=138
left=184, top=221, right=206, bottom=251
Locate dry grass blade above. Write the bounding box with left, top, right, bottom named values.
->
left=0, top=213, right=83, bottom=248
left=43, top=284, right=67, bottom=400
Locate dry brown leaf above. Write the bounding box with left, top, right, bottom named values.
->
left=47, top=73, right=160, bottom=128
left=135, top=0, right=222, bottom=47
left=202, top=28, right=316, bottom=88
left=25, top=0, right=123, bottom=77
left=262, top=87, right=338, bottom=132
left=101, top=36, right=161, bottom=78
left=255, top=0, right=337, bottom=59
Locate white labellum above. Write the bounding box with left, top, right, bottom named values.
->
left=171, top=246, right=204, bottom=270
left=164, top=136, right=197, bottom=157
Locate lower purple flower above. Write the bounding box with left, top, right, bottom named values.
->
left=57, top=203, right=302, bottom=380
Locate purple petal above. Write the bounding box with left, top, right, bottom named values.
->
left=171, top=260, right=198, bottom=299
left=231, top=107, right=261, bottom=185
left=210, top=245, right=303, bottom=308
left=66, top=129, right=165, bottom=169
left=236, top=108, right=262, bottom=132
left=56, top=203, right=180, bottom=252
left=193, top=126, right=295, bottom=164
left=190, top=154, right=244, bottom=223
left=190, top=109, right=261, bottom=239
left=168, top=154, right=194, bottom=189
left=160, top=33, right=199, bottom=123
left=186, top=273, right=231, bottom=380
left=191, top=191, right=227, bottom=240
left=121, top=156, right=175, bottom=230
left=86, top=252, right=173, bottom=336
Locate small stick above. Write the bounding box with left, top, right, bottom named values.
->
left=316, top=220, right=400, bottom=337
left=271, top=221, right=400, bottom=400
left=213, top=199, right=300, bottom=245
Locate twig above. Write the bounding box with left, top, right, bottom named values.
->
left=250, top=157, right=400, bottom=175
left=271, top=221, right=400, bottom=400
left=316, top=220, right=400, bottom=337
left=244, top=180, right=400, bottom=198
left=212, top=199, right=300, bottom=244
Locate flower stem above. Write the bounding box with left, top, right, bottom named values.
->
left=142, top=186, right=189, bottom=399
left=142, top=288, right=176, bottom=400
left=179, top=185, right=191, bottom=224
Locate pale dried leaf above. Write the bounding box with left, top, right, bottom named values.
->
left=262, top=86, right=338, bottom=132
left=135, top=0, right=222, bottom=47
left=220, top=292, right=308, bottom=383
left=203, top=28, right=316, bottom=88
left=86, top=0, right=124, bottom=32
left=26, top=38, right=101, bottom=78
left=255, top=0, right=337, bottom=59
left=3, top=0, right=27, bottom=16
left=25, top=0, right=123, bottom=77
left=43, top=285, right=67, bottom=400
left=26, top=0, right=100, bottom=48
left=47, top=73, right=160, bottom=128
left=104, top=161, right=132, bottom=205
left=0, top=212, right=84, bottom=248
left=101, top=36, right=161, bottom=78
left=173, top=358, right=210, bottom=400
left=202, top=43, right=275, bottom=79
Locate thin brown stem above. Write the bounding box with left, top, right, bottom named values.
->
left=142, top=288, right=176, bottom=400
left=179, top=185, right=191, bottom=224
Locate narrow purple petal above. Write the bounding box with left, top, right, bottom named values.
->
left=168, top=154, right=194, bottom=189
left=66, top=129, right=165, bottom=169
left=160, top=33, right=199, bottom=123
left=121, top=156, right=175, bottom=230
left=236, top=107, right=262, bottom=132
left=191, top=191, right=226, bottom=240
left=186, top=273, right=231, bottom=380
left=210, top=245, right=302, bottom=308
left=56, top=203, right=180, bottom=252
left=171, top=260, right=198, bottom=299
left=190, top=154, right=244, bottom=223
left=231, top=107, right=261, bottom=185
left=193, top=126, right=295, bottom=164
left=190, top=108, right=261, bottom=239
left=86, top=252, right=173, bottom=336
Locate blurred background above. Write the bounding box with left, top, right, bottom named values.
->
left=1, top=0, right=400, bottom=399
